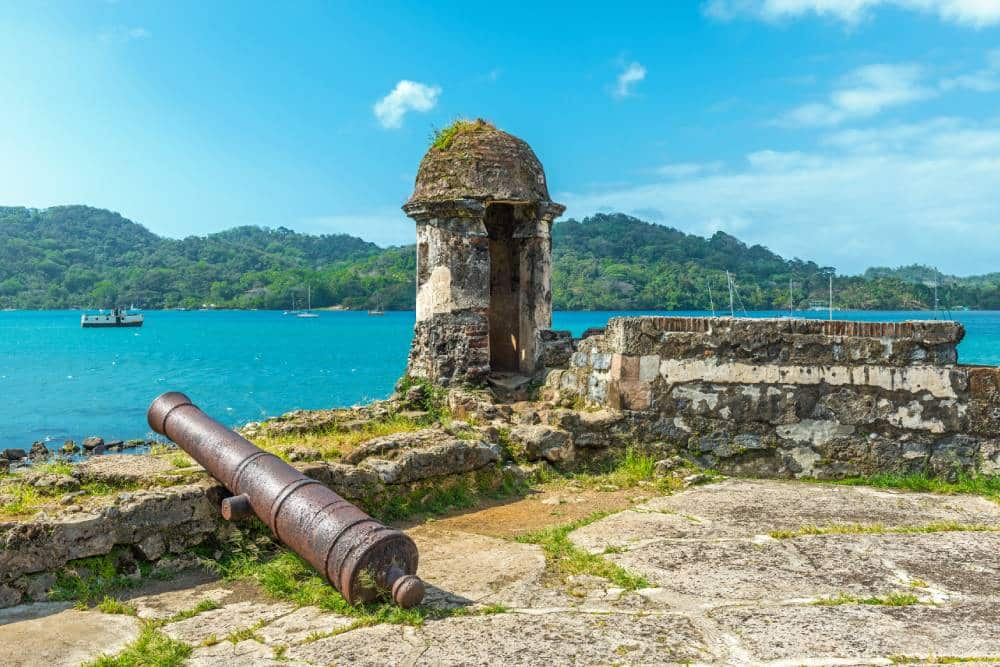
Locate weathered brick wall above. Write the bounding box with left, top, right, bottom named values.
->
left=543, top=317, right=1000, bottom=479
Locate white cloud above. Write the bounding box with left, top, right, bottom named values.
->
left=779, top=63, right=934, bottom=126
left=941, top=49, right=1000, bottom=92
left=655, top=161, right=724, bottom=178
left=613, top=62, right=647, bottom=99
left=704, top=0, right=1000, bottom=27
left=373, top=80, right=441, bottom=129
left=560, top=117, right=1000, bottom=275
left=98, top=26, right=151, bottom=44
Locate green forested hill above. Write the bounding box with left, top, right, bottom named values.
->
left=0, top=206, right=411, bottom=310
left=1, top=206, right=996, bottom=311
left=552, top=214, right=1000, bottom=311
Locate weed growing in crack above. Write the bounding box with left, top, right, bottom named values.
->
left=516, top=512, right=649, bottom=590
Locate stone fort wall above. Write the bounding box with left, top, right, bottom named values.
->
left=541, top=316, right=1000, bottom=479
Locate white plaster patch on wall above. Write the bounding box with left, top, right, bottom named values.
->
left=673, top=416, right=691, bottom=432
left=587, top=371, right=609, bottom=403
left=591, top=353, right=613, bottom=371
left=639, top=355, right=660, bottom=382
left=415, top=266, right=455, bottom=321
left=887, top=401, right=946, bottom=434
left=789, top=445, right=822, bottom=478
left=776, top=419, right=855, bottom=446
left=559, top=371, right=580, bottom=392
left=657, top=358, right=958, bottom=399
left=980, top=440, right=1000, bottom=476
left=672, top=385, right=720, bottom=410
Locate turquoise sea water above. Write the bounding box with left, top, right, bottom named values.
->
left=1, top=309, right=999, bottom=450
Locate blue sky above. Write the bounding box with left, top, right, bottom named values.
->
left=1, top=1, right=998, bottom=275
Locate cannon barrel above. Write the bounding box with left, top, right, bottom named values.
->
left=147, top=391, right=425, bottom=608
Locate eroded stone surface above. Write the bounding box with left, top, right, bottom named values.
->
left=187, top=639, right=310, bottom=667
left=255, top=605, right=355, bottom=646
left=418, top=611, right=715, bottom=666
left=711, top=602, right=1000, bottom=662
left=0, top=603, right=141, bottom=667
left=633, top=479, right=998, bottom=538
left=162, top=600, right=296, bottom=644
left=74, top=454, right=178, bottom=485
left=410, top=525, right=547, bottom=607
left=127, top=583, right=233, bottom=620
left=285, top=623, right=423, bottom=666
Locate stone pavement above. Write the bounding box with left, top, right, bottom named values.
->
left=2, top=479, right=1000, bottom=666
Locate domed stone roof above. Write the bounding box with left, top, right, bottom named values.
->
left=406, top=120, right=554, bottom=206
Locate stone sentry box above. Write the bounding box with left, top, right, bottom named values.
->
left=403, top=121, right=565, bottom=385
left=543, top=316, right=1000, bottom=479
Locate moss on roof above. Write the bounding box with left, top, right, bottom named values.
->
left=408, top=119, right=553, bottom=205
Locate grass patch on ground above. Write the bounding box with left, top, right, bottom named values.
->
left=83, top=624, right=192, bottom=667
left=372, top=467, right=527, bottom=523
left=540, top=447, right=711, bottom=494
left=769, top=521, right=1000, bottom=539
left=169, top=453, right=194, bottom=469
left=97, top=596, right=137, bottom=616
left=812, top=591, right=923, bottom=606
left=891, top=657, right=1000, bottom=664
left=252, top=414, right=428, bottom=461
left=0, top=482, right=42, bottom=516
left=164, top=599, right=219, bottom=623
left=49, top=550, right=146, bottom=604
left=32, top=460, right=75, bottom=475
left=0, top=467, right=157, bottom=518
left=823, top=472, right=1000, bottom=503
left=88, top=596, right=224, bottom=665
left=516, top=512, right=650, bottom=590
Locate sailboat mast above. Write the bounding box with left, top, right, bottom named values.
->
left=789, top=278, right=793, bottom=317
left=726, top=271, right=735, bottom=318
left=708, top=282, right=716, bottom=317
left=828, top=274, right=833, bottom=321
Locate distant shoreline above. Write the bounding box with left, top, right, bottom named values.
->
left=2, top=307, right=987, bottom=314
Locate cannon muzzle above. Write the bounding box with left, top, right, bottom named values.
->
left=147, top=391, right=425, bottom=608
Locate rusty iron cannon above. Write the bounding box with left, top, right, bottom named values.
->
left=147, top=391, right=425, bottom=608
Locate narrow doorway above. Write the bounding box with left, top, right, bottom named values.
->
left=485, top=204, right=520, bottom=373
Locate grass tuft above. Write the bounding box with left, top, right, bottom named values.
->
left=540, top=446, right=697, bottom=494
left=163, top=598, right=219, bottom=624
left=33, top=460, right=75, bottom=475
left=812, top=591, right=923, bottom=606
left=97, top=596, right=137, bottom=616
left=83, top=624, right=192, bottom=667
left=49, top=550, right=142, bottom=604
left=769, top=521, right=1000, bottom=539
left=0, top=483, right=42, bottom=516
left=429, top=119, right=494, bottom=150
left=516, top=512, right=649, bottom=590
left=891, top=656, right=1000, bottom=664
left=826, top=472, right=1000, bottom=503
left=252, top=414, right=428, bottom=462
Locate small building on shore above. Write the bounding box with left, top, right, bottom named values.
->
left=402, top=120, right=565, bottom=385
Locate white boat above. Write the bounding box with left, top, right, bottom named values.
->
left=297, top=286, right=319, bottom=318
left=367, top=296, right=385, bottom=316
left=81, top=307, right=144, bottom=328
